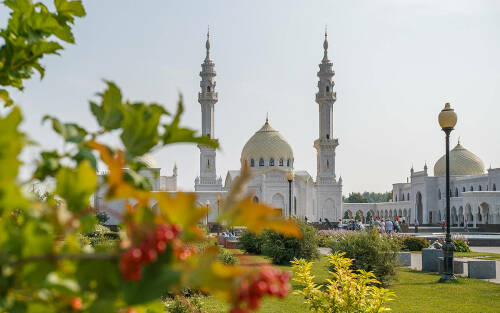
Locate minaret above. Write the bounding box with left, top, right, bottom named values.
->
left=314, top=30, right=339, bottom=184
left=196, top=28, right=221, bottom=191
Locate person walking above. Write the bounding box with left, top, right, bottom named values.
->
left=414, top=219, right=419, bottom=233
left=441, top=220, right=446, bottom=232
left=464, top=218, right=468, bottom=232
left=385, top=219, right=393, bottom=234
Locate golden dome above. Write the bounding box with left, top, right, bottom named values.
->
left=241, top=120, right=293, bottom=168
left=434, top=141, right=484, bottom=176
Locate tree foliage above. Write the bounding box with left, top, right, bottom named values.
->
left=0, top=0, right=85, bottom=106
left=0, top=2, right=301, bottom=312
left=343, top=192, right=392, bottom=203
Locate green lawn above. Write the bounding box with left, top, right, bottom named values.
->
left=200, top=254, right=500, bottom=313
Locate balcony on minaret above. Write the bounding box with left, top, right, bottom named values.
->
left=198, top=92, right=218, bottom=101
left=315, top=91, right=336, bottom=102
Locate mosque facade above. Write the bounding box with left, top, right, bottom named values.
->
left=95, top=31, right=500, bottom=227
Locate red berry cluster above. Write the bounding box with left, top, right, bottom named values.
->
left=230, top=267, right=291, bottom=313
left=120, top=224, right=181, bottom=281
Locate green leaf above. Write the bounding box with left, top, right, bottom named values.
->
left=120, top=102, right=166, bottom=157
left=122, top=250, right=181, bottom=305
left=0, top=89, right=14, bottom=107
left=55, top=0, right=86, bottom=18
left=42, top=115, right=87, bottom=143
left=33, top=150, right=62, bottom=181
left=162, top=96, right=218, bottom=148
left=55, top=160, right=97, bottom=212
left=0, top=107, right=27, bottom=213
left=90, top=81, right=124, bottom=130
left=22, top=220, right=54, bottom=257
left=73, top=147, right=97, bottom=169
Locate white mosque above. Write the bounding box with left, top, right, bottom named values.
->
left=95, top=31, right=500, bottom=228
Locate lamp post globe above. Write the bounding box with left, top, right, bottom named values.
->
left=439, top=102, right=457, bottom=282
left=438, top=103, right=457, bottom=130
left=286, top=169, right=294, bottom=218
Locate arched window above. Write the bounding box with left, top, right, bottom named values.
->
left=207, top=86, right=211, bottom=92
left=269, top=158, right=275, bottom=166
left=259, top=158, right=264, bottom=166
left=250, top=159, right=255, bottom=167
left=287, top=159, right=290, bottom=167
left=395, top=195, right=397, bottom=202
left=479, top=185, right=482, bottom=191
left=494, top=184, right=497, bottom=191
left=279, top=158, right=284, bottom=166
left=326, top=160, right=329, bottom=169
left=463, top=187, right=466, bottom=192
left=402, top=194, right=405, bottom=201
left=326, top=134, right=330, bottom=139
left=207, top=159, right=210, bottom=168
left=326, top=86, right=330, bottom=92
left=470, top=186, right=474, bottom=191
left=438, top=189, right=441, bottom=200
left=407, top=193, right=410, bottom=201
left=455, top=188, right=459, bottom=197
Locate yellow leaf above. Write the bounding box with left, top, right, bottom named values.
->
left=225, top=197, right=302, bottom=237
left=181, top=246, right=243, bottom=300
left=151, top=192, right=208, bottom=230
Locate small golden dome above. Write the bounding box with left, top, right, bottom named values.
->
left=241, top=120, right=293, bottom=168
left=434, top=141, right=484, bottom=176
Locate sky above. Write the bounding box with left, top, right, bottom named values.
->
left=2, top=0, right=500, bottom=194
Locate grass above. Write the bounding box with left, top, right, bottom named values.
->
left=200, top=252, right=500, bottom=313
left=411, top=250, right=500, bottom=260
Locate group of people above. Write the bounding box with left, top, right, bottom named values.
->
left=372, top=217, right=405, bottom=233
left=335, top=216, right=407, bottom=233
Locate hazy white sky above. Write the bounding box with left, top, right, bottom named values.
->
left=3, top=0, right=500, bottom=194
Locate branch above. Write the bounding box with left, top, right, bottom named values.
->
left=10, top=252, right=119, bottom=266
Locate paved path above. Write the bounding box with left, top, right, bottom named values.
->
left=471, top=246, right=500, bottom=254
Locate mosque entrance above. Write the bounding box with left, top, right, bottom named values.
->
left=416, top=192, right=423, bottom=224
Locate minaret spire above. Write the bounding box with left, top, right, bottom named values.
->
left=323, top=26, right=329, bottom=61
left=205, top=26, right=211, bottom=61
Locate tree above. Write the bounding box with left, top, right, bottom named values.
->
left=0, top=2, right=301, bottom=312
left=344, top=192, right=368, bottom=203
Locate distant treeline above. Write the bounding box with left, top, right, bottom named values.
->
left=343, top=191, right=393, bottom=203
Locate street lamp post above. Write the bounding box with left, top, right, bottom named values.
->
left=438, top=102, right=457, bottom=282
left=216, top=194, right=221, bottom=235
left=286, top=169, right=294, bottom=218
left=205, top=200, right=210, bottom=228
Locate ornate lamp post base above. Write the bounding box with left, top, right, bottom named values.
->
left=439, top=241, right=457, bottom=282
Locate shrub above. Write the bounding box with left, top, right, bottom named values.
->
left=164, top=295, right=202, bottom=313
left=292, top=252, right=395, bottom=312
left=218, top=248, right=238, bottom=265
left=239, top=231, right=263, bottom=254
left=329, top=228, right=400, bottom=285
left=399, top=236, right=430, bottom=251
left=261, top=219, right=319, bottom=265
left=316, top=233, right=334, bottom=247
left=452, top=237, right=471, bottom=253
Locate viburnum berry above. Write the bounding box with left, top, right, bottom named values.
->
left=120, top=224, right=182, bottom=281
left=231, top=266, right=291, bottom=313
left=70, top=297, right=82, bottom=311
